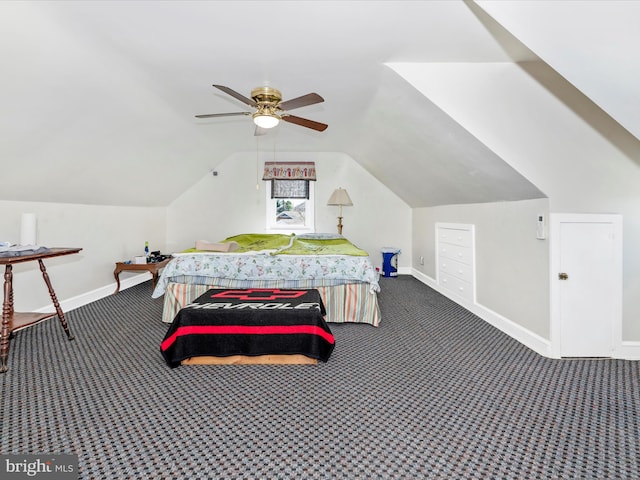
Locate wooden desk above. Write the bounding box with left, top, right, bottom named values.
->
left=1, top=247, right=82, bottom=373
left=113, top=257, right=171, bottom=294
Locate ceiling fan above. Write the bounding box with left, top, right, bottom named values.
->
left=195, top=85, right=328, bottom=135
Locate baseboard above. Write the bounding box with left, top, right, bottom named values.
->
left=411, top=268, right=553, bottom=358
left=35, top=272, right=152, bottom=314
left=411, top=269, right=640, bottom=360
left=615, top=341, right=640, bottom=360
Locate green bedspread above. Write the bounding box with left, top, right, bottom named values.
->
left=181, top=233, right=292, bottom=254
left=183, top=233, right=368, bottom=256
left=221, top=233, right=293, bottom=252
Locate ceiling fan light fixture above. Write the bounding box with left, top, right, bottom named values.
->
left=196, top=85, right=327, bottom=132
left=253, top=113, right=280, bottom=129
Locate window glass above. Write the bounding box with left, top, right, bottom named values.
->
left=266, top=181, right=315, bottom=232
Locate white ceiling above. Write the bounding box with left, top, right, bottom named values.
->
left=1, top=1, right=637, bottom=208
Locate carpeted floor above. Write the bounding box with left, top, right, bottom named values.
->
left=1, top=276, right=638, bottom=479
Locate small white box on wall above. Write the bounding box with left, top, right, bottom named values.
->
left=536, top=214, right=546, bottom=240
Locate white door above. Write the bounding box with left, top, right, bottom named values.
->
left=551, top=214, right=622, bottom=357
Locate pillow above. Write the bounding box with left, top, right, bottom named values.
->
left=193, top=240, right=240, bottom=252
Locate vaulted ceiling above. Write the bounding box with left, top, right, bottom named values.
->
left=2, top=1, right=637, bottom=208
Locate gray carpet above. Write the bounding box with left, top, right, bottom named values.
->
left=1, top=276, right=639, bottom=479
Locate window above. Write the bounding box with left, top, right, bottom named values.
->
left=263, top=161, right=316, bottom=233
left=266, top=181, right=315, bottom=232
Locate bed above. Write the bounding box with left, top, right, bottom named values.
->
left=152, top=233, right=381, bottom=327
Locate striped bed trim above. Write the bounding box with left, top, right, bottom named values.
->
left=161, top=282, right=381, bottom=327
left=161, top=275, right=374, bottom=290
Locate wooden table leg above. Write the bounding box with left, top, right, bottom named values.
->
left=113, top=265, right=122, bottom=294
left=1, top=264, right=13, bottom=373
left=38, top=259, right=74, bottom=341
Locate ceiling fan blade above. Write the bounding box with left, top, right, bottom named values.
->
left=278, top=93, right=324, bottom=111
left=282, top=115, right=328, bottom=132
left=195, top=112, right=251, bottom=118
left=212, top=85, right=258, bottom=107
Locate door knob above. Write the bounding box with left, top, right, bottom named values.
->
left=558, top=272, right=569, bottom=280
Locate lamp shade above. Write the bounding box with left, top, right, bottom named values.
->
left=327, top=188, right=353, bottom=206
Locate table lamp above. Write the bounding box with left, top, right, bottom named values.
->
left=327, top=188, right=353, bottom=235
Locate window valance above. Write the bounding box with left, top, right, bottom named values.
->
left=262, top=162, right=317, bottom=181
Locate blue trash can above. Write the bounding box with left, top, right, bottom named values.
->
left=381, top=248, right=400, bottom=277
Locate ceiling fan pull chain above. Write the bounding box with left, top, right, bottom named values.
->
left=256, top=136, right=261, bottom=191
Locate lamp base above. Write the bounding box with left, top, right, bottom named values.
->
left=337, top=217, right=343, bottom=235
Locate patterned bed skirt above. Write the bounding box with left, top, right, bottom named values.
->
left=161, top=282, right=381, bottom=327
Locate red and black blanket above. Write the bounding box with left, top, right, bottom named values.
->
left=160, top=288, right=335, bottom=368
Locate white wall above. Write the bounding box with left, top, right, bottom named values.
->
left=0, top=200, right=165, bottom=312
left=166, top=151, right=412, bottom=272
left=413, top=198, right=550, bottom=339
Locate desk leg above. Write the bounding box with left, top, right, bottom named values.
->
left=38, top=259, right=74, bottom=341
left=1, top=264, right=13, bottom=373
left=113, top=266, right=122, bottom=294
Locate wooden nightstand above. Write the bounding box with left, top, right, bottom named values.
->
left=113, top=257, right=171, bottom=294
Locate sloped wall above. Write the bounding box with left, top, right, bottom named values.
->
left=394, top=61, right=640, bottom=342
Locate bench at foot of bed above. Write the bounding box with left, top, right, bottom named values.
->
left=181, top=354, right=318, bottom=365
left=161, top=288, right=335, bottom=368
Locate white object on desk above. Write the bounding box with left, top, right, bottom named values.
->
left=20, top=213, right=37, bottom=246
